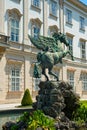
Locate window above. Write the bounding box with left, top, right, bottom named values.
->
left=32, top=0, right=40, bottom=8
left=67, top=36, right=73, bottom=54
left=11, top=68, right=20, bottom=91
left=80, top=41, right=86, bottom=59
left=66, top=9, right=72, bottom=24
left=33, top=78, right=41, bottom=91
left=67, top=71, right=74, bottom=87
left=31, top=23, right=40, bottom=38
left=10, top=18, right=19, bottom=42
left=31, top=18, right=42, bottom=39
left=50, top=0, right=57, bottom=16
left=8, top=11, right=20, bottom=42
left=33, top=26, right=40, bottom=38
left=81, top=73, right=87, bottom=91
left=80, top=16, right=85, bottom=31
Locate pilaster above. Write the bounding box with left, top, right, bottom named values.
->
left=23, top=0, right=29, bottom=44
left=62, top=64, right=67, bottom=81
left=0, top=0, right=5, bottom=34
left=59, top=0, right=64, bottom=33
left=43, top=0, right=48, bottom=36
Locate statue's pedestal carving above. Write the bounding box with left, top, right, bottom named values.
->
left=33, top=81, right=79, bottom=129
left=33, top=81, right=65, bottom=118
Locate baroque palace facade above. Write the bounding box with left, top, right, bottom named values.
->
left=0, top=0, right=87, bottom=103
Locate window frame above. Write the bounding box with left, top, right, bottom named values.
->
left=10, top=18, right=20, bottom=42
left=81, top=73, right=87, bottom=91
left=66, top=9, right=72, bottom=25
left=31, top=0, right=41, bottom=9
left=31, top=24, right=40, bottom=38
left=79, top=16, right=85, bottom=31
left=50, top=0, right=57, bottom=17
left=67, top=36, right=73, bottom=54
left=67, top=71, right=74, bottom=88
left=8, top=12, right=20, bottom=43
left=80, top=41, right=86, bottom=59
left=10, top=68, right=20, bottom=91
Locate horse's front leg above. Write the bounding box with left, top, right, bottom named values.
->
left=68, top=51, right=74, bottom=61
left=48, top=69, right=59, bottom=81
left=42, top=68, right=49, bottom=81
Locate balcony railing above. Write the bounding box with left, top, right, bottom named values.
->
left=0, top=34, right=10, bottom=48
left=0, top=34, right=9, bottom=43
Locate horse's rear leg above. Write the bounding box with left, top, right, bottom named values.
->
left=48, top=69, right=59, bottom=81
left=42, top=69, right=49, bottom=81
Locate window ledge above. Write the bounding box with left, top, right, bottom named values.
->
left=8, top=91, right=23, bottom=94
left=9, top=40, right=21, bottom=44
left=80, top=28, right=85, bottom=32
left=81, top=58, right=86, bottom=62
left=49, top=13, right=58, bottom=20
left=66, top=21, right=73, bottom=26
left=31, top=4, right=41, bottom=12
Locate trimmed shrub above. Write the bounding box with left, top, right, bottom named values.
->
left=21, top=89, right=33, bottom=106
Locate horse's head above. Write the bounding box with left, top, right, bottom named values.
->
left=52, top=32, right=60, bottom=42
left=59, top=33, right=70, bottom=47
left=52, top=32, right=70, bottom=47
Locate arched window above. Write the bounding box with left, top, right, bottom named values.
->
left=32, top=24, right=40, bottom=38
left=7, top=8, right=22, bottom=42
left=31, top=18, right=42, bottom=38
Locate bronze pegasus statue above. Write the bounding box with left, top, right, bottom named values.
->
left=29, top=32, right=74, bottom=81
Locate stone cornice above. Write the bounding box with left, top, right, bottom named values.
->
left=63, top=58, right=87, bottom=68
left=66, top=0, right=87, bottom=13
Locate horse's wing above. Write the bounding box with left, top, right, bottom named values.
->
left=28, top=35, right=45, bottom=51
left=29, top=35, right=59, bottom=52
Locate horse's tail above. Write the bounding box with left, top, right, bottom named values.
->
left=33, top=63, right=41, bottom=78
left=37, top=52, right=42, bottom=62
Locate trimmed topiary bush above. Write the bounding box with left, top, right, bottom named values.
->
left=21, top=89, right=33, bottom=106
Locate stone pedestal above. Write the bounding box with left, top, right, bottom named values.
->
left=33, top=81, right=65, bottom=118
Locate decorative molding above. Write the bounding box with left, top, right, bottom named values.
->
left=7, top=8, right=23, bottom=17
left=30, top=18, right=43, bottom=26
left=66, top=32, right=75, bottom=37
left=67, top=67, right=76, bottom=72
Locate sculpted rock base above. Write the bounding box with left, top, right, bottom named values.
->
left=33, top=81, right=65, bottom=118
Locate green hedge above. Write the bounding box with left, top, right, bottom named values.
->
left=73, top=100, right=87, bottom=123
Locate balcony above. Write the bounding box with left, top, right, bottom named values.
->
left=0, top=34, right=10, bottom=58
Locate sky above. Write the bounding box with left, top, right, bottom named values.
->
left=80, top=0, right=87, bottom=5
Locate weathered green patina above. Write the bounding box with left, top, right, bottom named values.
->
left=29, top=32, right=74, bottom=81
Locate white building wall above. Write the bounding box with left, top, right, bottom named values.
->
left=64, top=2, right=87, bottom=59
left=47, top=0, right=60, bottom=35
left=0, top=0, right=87, bottom=103
left=28, top=0, right=44, bottom=35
